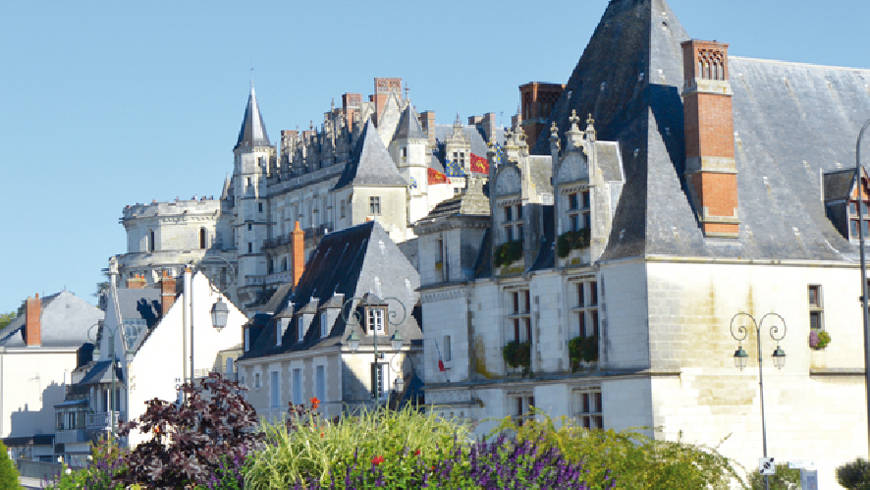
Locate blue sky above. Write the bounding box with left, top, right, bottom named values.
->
left=1, top=0, right=868, bottom=313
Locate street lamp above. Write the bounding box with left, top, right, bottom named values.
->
left=729, top=312, right=787, bottom=490
left=211, top=298, right=229, bottom=331
left=856, top=118, right=870, bottom=456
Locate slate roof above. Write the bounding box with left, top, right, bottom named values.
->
left=418, top=177, right=490, bottom=221
left=393, top=105, right=425, bottom=140
left=78, top=360, right=124, bottom=385
left=240, top=221, right=422, bottom=360
left=235, top=85, right=270, bottom=150
left=0, top=291, right=103, bottom=348
left=334, top=119, right=408, bottom=189
left=434, top=125, right=504, bottom=158
left=535, top=0, right=870, bottom=263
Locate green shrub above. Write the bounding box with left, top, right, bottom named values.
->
left=494, top=240, right=523, bottom=267
left=502, top=340, right=531, bottom=369
left=556, top=229, right=590, bottom=258
left=809, top=329, right=831, bottom=350
left=494, top=412, right=743, bottom=489
left=0, top=441, right=18, bottom=489
left=749, top=463, right=800, bottom=489
left=568, top=335, right=599, bottom=369
left=244, top=405, right=467, bottom=489
left=837, top=458, right=870, bottom=489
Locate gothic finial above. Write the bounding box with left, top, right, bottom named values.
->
left=568, top=109, right=581, bottom=128
left=330, top=98, right=335, bottom=111
left=550, top=121, right=559, bottom=140
left=586, top=113, right=595, bottom=127
left=454, top=113, right=462, bottom=126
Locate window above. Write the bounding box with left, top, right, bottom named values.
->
left=401, top=147, right=408, bottom=161
left=369, top=196, right=381, bottom=215
left=248, top=242, right=253, bottom=254
left=225, top=357, right=234, bottom=375
left=575, top=280, right=600, bottom=339
left=443, top=335, right=452, bottom=362
left=320, top=314, right=329, bottom=338
left=254, top=372, right=261, bottom=388
left=199, top=228, right=207, bottom=249
left=258, top=202, right=263, bottom=213
left=247, top=223, right=252, bottom=231
left=503, top=203, right=524, bottom=241
left=244, top=328, right=250, bottom=352
left=808, top=285, right=823, bottom=331
left=340, top=200, right=346, bottom=218
left=437, top=238, right=446, bottom=281
left=511, top=394, right=535, bottom=425
left=576, top=389, right=603, bottom=429
left=371, top=362, right=386, bottom=399
left=56, top=412, right=64, bottom=430
left=297, top=318, right=306, bottom=342
left=315, top=365, right=326, bottom=402
left=292, top=368, right=302, bottom=404
left=270, top=371, right=280, bottom=409
left=148, top=230, right=155, bottom=252
left=848, top=181, right=870, bottom=240
left=566, top=190, right=591, bottom=232
left=508, top=289, right=531, bottom=342
left=367, top=307, right=386, bottom=335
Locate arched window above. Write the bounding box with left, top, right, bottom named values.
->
left=199, top=228, right=207, bottom=249
left=148, top=230, right=155, bottom=252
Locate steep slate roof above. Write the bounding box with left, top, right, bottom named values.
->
left=434, top=125, right=503, bottom=158
left=235, top=85, right=270, bottom=150
left=393, top=105, right=426, bottom=140
left=0, top=291, right=103, bottom=348
left=241, top=221, right=422, bottom=360
left=334, top=119, right=408, bottom=188
left=537, top=0, right=870, bottom=262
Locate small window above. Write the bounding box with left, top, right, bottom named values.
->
left=367, top=307, right=386, bottom=335
left=443, top=335, right=452, bottom=362
left=244, top=329, right=250, bottom=352
left=320, top=314, right=329, bottom=338
left=148, top=230, right=155, bottom=252
left=292, top=368, right=302, bottom=404
left=401, top=147, right=408, bottom=161
left=808, top=285, right=823, bottom=331
left=270, top=371, right=280, bottom=409
left=315, top=365, right=326, bottom=401
left=225, top=357, right=234, bottom=375
left=340, top=200, right=346, bottom=218
left=576, top=389, right=603, bottom=429
left=248, top=223, right=252, bottom=231
left=248, top=242, right=253, bottom=254
left=511, top=395, right=535, bottom=426
left=298, top=318, right=306, bottom=342
left=369, top=196, right=381, bottom=215
left=199, top=228, right=207, bottom=249
left=255, top=372, right=261, bottom=388
left=258, top=202, right=263, bottom=213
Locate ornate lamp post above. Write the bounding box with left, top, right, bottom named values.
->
left=856, top=118, right=870, bottom=455
left=729, top=312, right=787, bottom=490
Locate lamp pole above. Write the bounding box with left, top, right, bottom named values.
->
left=729, top=312, right=787, bottom=490
left=857, top=118, right=870, bottom=456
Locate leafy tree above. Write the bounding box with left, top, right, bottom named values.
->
left=749, top=463, right=800, bottom=489
left=0, top=440, right=19, bottom=488
left=838, top=458, right=870, bottom=490
left=114, top=373, right=261, bottom=488
left=0, top=312, right=16, bottom=330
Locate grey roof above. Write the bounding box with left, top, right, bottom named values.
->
left=334, top=119, right=408, bottom=189
left=235, top=86, right=270, bottom=150
left=393, top=104, right=425, bottom=140
left=419, top=177, right=491, bottom=221
left=241, top=221, right=421, bottom=360
left=537, top=0, right=870, bottom=262
left=78, top=360, right=124, bottom=385
left=0, top=291, right=103, bottom=348
left=434, top=125, right=503, bottom=158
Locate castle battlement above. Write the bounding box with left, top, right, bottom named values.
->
left=122, top=198, right=220, bottom=220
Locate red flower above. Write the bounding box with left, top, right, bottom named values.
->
left=414, top=449, right=421, bottom=456
left=371, top=455, right=385, bottom=466
left=310, top=397, right=320, bottom=409
left=320, top=432, right=325, bottom=438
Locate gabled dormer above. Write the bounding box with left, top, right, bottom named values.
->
left=274, top=302, right=293, bottom=347
left=318, top=293, right=344, bottom=338
left=295, top=299, right=318, bottom=343
left=823, top=167, right=870, bottom=242
left=551, top=111, right=624, bottom=267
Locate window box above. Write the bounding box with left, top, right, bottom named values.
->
left=494, top=240, right=523, bottom=267
left=556, top=229, right=591, bottom=258
left=502, top=340, right=531, bottom=372
left=568, top=335, right=599, bottom=371
left=809, top=330, right=831, bottom=350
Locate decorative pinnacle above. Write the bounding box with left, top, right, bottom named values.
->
left=549, top=121, right=559, bottom=139
left=586, top=113, right=595, bottom=127
left=568, top=109, right=581, bottom=128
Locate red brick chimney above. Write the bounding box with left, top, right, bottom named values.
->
left=160, top=270, right=177, bottom=317
left=372, top=77, right=402, bottom=125
left=681, top=39, right=739, bottom=238
left=25, top=294, right=41, bottom=347
left=126, top=274, right=146, bottom=289
left=419, top=111, right=436, bottom=148
left=291, top=221, right=305, bottom=287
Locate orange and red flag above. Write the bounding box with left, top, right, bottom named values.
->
left=428, top=167, right=448, bottom=185
left=470, top=153, right=489, bottom=174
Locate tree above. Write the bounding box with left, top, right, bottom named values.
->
left=0, top=440, right=20, bottom=488
left=0, top=312, right=16, bottom=330
left=114, top=373, right=261, bottom=487
left=837, top=458, right=870, bottom=490
left=749, top=463, right=800, bottom=489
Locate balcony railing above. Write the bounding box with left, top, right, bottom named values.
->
left=86, top=411, right=120, bottom=431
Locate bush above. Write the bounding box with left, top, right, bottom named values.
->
left=50, top=436, right=126, bottom=489
left=0, top=441, right=18, bottom=489
left=502, top=340, right=531, bottom=370
left=809, top=330, right=831, bottom=350
left=749, top=463, right=800, bottom=489
left=494, top=240, right=523, bottom=267
left=495, top=412, right=742, bottom=489
left=568, top=335, right=599, bottom=369
left=556, top=229, right=591, bottom=258
left=113, top=372, right=260, bottom=488
left=838, top=458, right=870, bottom=489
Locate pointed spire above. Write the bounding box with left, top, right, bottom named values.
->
left=334, top=118, right=406, bottom=189
left=393, top=104, right=425, bottom=141
left=235, top=84, right=270, bottom=150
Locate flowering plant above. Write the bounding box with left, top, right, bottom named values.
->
left=809, top=330, right=831, bottom=350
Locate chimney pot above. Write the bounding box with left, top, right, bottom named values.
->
left=25, top=294, right=41, bottom=346
left=291, top=221, right=305, bottom=287
left=160, top=270, right=177, bottom=317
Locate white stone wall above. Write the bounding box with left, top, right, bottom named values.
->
left=0, top=349, right=77, bottom=438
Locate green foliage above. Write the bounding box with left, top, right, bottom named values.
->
left=244, top=405, right=466, bottom=489
left=0, top=312, right=15, bottom=330
left=749, top=463, right=800, bottom=489
left=494, top=240, right=523, bottom=267
left=0, top=441, right=18, bottom=489
left=556, top=229, right=591, bottom=258
left=502, top=340, right=531, bottom=369
left=809, top=329, right=831, bottom=350
left=50, top=437, right=126, bottom=490
left=494, top=412, right=743, bottom=490
left=837, top=457, right=870, bottom=489
left=568, top=335, right=599, bottom=369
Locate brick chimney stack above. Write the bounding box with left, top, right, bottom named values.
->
left=126, top=274, right=146, bottom=289
left=160, top=270, right=177, bottom=317
left=372, top=77, right=402, bottom=125
left=25, top=294, right=41, bottom=347
left=419, top=111, right=436, bottom=149
left=291, top=221, right=305, bottom=287
left=681, top=39, right=739, bottom=238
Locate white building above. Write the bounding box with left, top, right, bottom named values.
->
left=416, top=0, right=870, bottom=487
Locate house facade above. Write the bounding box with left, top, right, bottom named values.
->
left=417, top=0, right=870, bottom=486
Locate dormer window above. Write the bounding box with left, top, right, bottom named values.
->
left=566, top=191, right=591, bottom=232
left=366, top=307, right=386, bottom=335
left=503, top=204, right=524, bottom=241
left=320, top=314, right=329, bottom=338
left=849, top=195, right=870, bottom=239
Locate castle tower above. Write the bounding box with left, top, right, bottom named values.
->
left=681, top=39, right=739, bottom=238
left=233, top=84, right=276, bottom=304
left=390, top=104, right=430, bottom=223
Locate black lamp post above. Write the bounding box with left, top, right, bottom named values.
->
left=856, top=118, right=870, bottom=456
left=729, top=312, right=787, bottom=490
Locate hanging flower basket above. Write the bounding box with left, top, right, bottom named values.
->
left=556, top=229, right=591, bottom=258
left=809, top=330, right=831, bottom=350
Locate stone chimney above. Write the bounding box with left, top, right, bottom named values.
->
left=159, top=270, right=177, bottom=317
left=126, top=274, right=146, bottom=289
left=291, top=221, right=305, bottom=287
left=25, top=294, right=41, bottom=347
left=681, top=39, right=739, bottom=238
left=372, top=77, right=402, bottom=125
left=419, top=111, right=437, bottom=149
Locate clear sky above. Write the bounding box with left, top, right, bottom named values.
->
left=1, top=0, right=868, bottom=313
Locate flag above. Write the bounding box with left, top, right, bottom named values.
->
left=434, top=341, right=446, bottom=372
left=470, top=153, right=489, bottom=174
left=445, top=159, right=466, bottom=177
left=428, top=167, right=448, bottom=185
